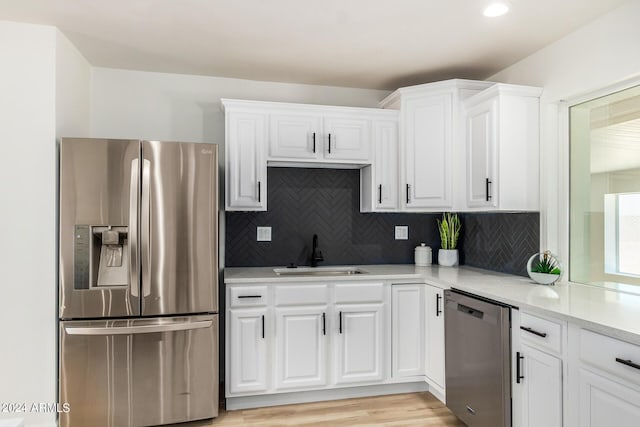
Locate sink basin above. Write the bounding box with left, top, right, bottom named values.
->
left=273, top=266, right=367, bottom=276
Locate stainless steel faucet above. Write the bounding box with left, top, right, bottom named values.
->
left=311, top=234, right=324, bottom=267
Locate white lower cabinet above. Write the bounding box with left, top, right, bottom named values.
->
left=512, top=310, right=565, bottom=427
left=391, top=284, right=425, bottom=378
left=518, top=342, right=563, bottom=427
left=567, top=324, right=640, bottom=427
left=578, top=368, right=640, bottom=427
left=228, top=308, right=269, bottom=394
left=274, top=306, right=328, bottom=390
left=424, top=283, right=445, bottom=390
left=335, top=304, right=385, bottom=384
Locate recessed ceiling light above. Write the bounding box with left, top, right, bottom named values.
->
left=483, top=1, right=510, bottom=17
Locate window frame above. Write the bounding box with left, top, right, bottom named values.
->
left=558, top=76, right=640, bottom=291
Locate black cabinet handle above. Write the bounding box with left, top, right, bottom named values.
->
left=616, top=357, right=640, bottom=370
left=328, top=133, right=332, bottom=154
left=520, top=326, right=548, bottom=338
left=258, top=181, right=261, bottom=203
left=436, top=294, right=442, bottom=317
left=238, top=295, right=262, bottom=299
left=339, top=311, right=342, bottom=334
left=378, top=184, right=382, bottom=204
left=312, top=132, right=316, bottom=153
left=261, top=315, right=265, bottom=339
left=406, top=184, right=410, bottom=204
left=486, top=178, right=492, bottom=201
left=516, top=352, right=524, bottom=383
left=322, top=312, right=326, bottom=336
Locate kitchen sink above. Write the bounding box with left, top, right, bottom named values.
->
left=273, top=266, right=367, bottom=276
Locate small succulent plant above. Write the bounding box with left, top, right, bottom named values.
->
left=531, top=250, right=561, bottom=275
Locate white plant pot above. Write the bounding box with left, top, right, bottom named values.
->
left=526, top=252, right=562, bottom=285
left=438, top=249, right=459, bottom=267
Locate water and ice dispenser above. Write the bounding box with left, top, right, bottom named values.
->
left=74, top=225, right=129, bottom=289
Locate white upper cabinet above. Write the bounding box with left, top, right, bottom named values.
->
left=380, top=79, right=494, bottom=212
left=466, top=99, right=496, bottom=207
left=223, top=99, right=398, bottom=211
left=269, top=113, right=322, bottom=160
left=323, top=115, right=371, bottom=161
left=224, top=108, right=267, bottom=211
left=403, top=92, right=453, bottom=209
left=360, top=116, right=399, bottom=212
left=462, top=84, right=542, bottom=211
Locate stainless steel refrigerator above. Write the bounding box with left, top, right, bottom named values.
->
left=59, top=138, right=219, bottom=427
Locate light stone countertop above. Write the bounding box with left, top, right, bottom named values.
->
left=224, top=264, right=640, bottom=345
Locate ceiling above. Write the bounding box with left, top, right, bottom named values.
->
left=0, top=0, right=629, bottom=90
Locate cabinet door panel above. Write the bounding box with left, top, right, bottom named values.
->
left=520, top=343, right=562, bottom=427
left=335, top=304, right=384, bottom=384
left=392, top=285, right=424, bottom=378
left=580, top=368, right=640, bottom=427
left=374, top=120, right=398, bottom=210
left=403, top=94, right=452, bottom=209
left=424, top=284, right=445, bottom=388
left=323, top=116, right=370, bottom=161
left=226, top=112, right=267, bottom=210
left=275, top=307, right=327, bottom=390
left=269, top=114, right=321, bottom=160
left=229, top=309, right=268, bottom=394
left=466, top=99, right=497, bottom=208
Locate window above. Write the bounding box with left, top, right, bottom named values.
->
left=570, top=84, right=640, bottom=287
left=604, top=192, right=640, bottom=277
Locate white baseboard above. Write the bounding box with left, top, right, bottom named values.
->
left=226, top=381, right=429, bottom=411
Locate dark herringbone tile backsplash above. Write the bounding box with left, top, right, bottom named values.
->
left=226, top=168, right=539, bottom=276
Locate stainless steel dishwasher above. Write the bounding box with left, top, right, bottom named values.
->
left=444, top=289, right=512, bottom=427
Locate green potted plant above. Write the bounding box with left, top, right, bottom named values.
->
left=437, top=213, right=461, bottom=267
left=527, top=250, right=562, bottom=285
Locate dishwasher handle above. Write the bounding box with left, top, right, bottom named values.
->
left=457, top=303, right=484, bottom=319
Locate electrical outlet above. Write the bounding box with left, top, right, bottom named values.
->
left=257, top=226, right=272, bottom=242
left=394, top=225, right=409, bottom=240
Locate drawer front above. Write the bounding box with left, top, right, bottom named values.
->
left=275, top=284, right=329, bottom=306
left=229, top=286, right=268, bottom=308
left=580, top=328, right=640, bottom=385
left=520, top=311, right=564, bottom=355
left=334, top=282, right=384, bottom=303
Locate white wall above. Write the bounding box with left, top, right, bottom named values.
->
left=0, top=21, right=57, bottom=427
left=56, top=30, right=91, bottom=138
left=489, top=0, right=640, bottom=267
left=90, top=67, right=390, bottom=142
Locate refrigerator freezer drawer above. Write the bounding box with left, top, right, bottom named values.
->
left=59, top=315, right=218, bottom=427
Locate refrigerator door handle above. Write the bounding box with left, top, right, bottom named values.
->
left=129, top=158, right=140, bottom=297
left=65, top=320, right=213, bottom=336
left=141, top=158, right=151, bottom=297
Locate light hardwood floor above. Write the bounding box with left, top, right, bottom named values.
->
left=182, top=392, right=465, bottom=426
